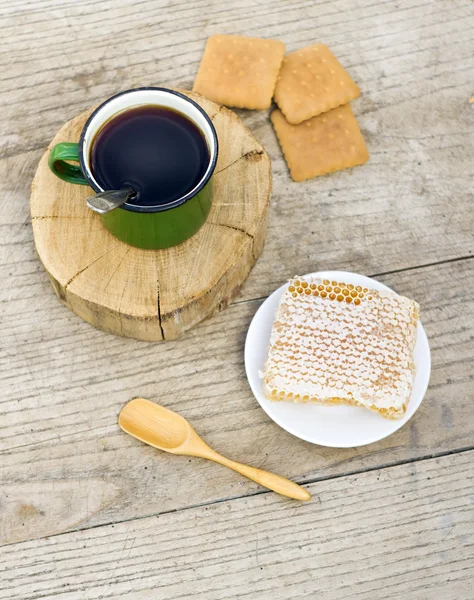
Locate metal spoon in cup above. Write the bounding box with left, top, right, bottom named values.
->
left=86, top=187, right=136, bottom=214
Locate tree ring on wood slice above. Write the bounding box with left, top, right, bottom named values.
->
left=30, top=90, right=272, bottom=341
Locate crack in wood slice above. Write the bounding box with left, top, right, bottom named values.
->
left=63, top=245, right=122, bottom=291
left=156, top=275, right=165, bottom=341
left=215, top=149, right=266, bottom=176
left=206, top=221, right=255, bottom=240
left=30, top=215, right=91, bottom=220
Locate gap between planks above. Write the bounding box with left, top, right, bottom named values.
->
left=1, top=444, right=472, bottom=550
left=233, top=254, right=474, bottom=307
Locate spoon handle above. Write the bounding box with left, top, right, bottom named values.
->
left=86, top=188, right=136, bottom=214
left=204, top=449, right=311, bottom=501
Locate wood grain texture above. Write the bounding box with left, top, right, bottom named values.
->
left=31, top=93, right=271, bottom=341
left=1, top=259, right=473, bottom=544
left=1, top=451, right=472, bottom=599
left=1, top=0, right=474, bottom=595
left=1, top=0, right=473, bottom=302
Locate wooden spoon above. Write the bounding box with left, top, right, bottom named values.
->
left=119, top=398, right=311, bottom=502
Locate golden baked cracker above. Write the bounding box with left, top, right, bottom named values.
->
left=274, top=43, right=360, bottom=124
left=271, top=104, right=369, bottom=182
left=193, top=34, right=285, bottom=110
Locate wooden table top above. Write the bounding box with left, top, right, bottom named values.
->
left=1, top=0, right=473, bottom=598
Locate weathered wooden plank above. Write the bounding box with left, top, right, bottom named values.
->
left=1, top=0, right=474, bottom=552
left=0, top=450, right=472, bottom=600
left=1, top=258, right=473, bottom=544
left=0, top=0, right=473, bottom=302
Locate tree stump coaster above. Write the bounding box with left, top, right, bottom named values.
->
left=31, top=91, right=271, bottom=341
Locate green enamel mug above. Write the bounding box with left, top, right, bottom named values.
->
left=48, top=88, right=218, bottom=250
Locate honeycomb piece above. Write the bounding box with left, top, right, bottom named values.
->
left=262, top=277, right=419, bottom=419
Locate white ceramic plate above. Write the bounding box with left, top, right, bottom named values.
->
left=245, top=271, right=431, bottom=447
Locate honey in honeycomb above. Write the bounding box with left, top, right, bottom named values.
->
left=263, top=277, right=419, bottom=419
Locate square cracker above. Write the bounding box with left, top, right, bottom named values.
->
left=274, top=43, right=360, bottom=124
left=271, top=104, right=369, bottom=182
left=193, top=34, right=285, bottom=110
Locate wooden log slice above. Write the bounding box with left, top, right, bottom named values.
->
left=30, top=91, right=271, bottom=341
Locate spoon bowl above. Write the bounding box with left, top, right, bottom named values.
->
left=119, top=399, right=189, bottom=450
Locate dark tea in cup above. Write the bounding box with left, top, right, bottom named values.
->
left=90, top=106, right=210, bottom=206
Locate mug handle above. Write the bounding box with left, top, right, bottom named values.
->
left=48, top=142, right=89, bottom=185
